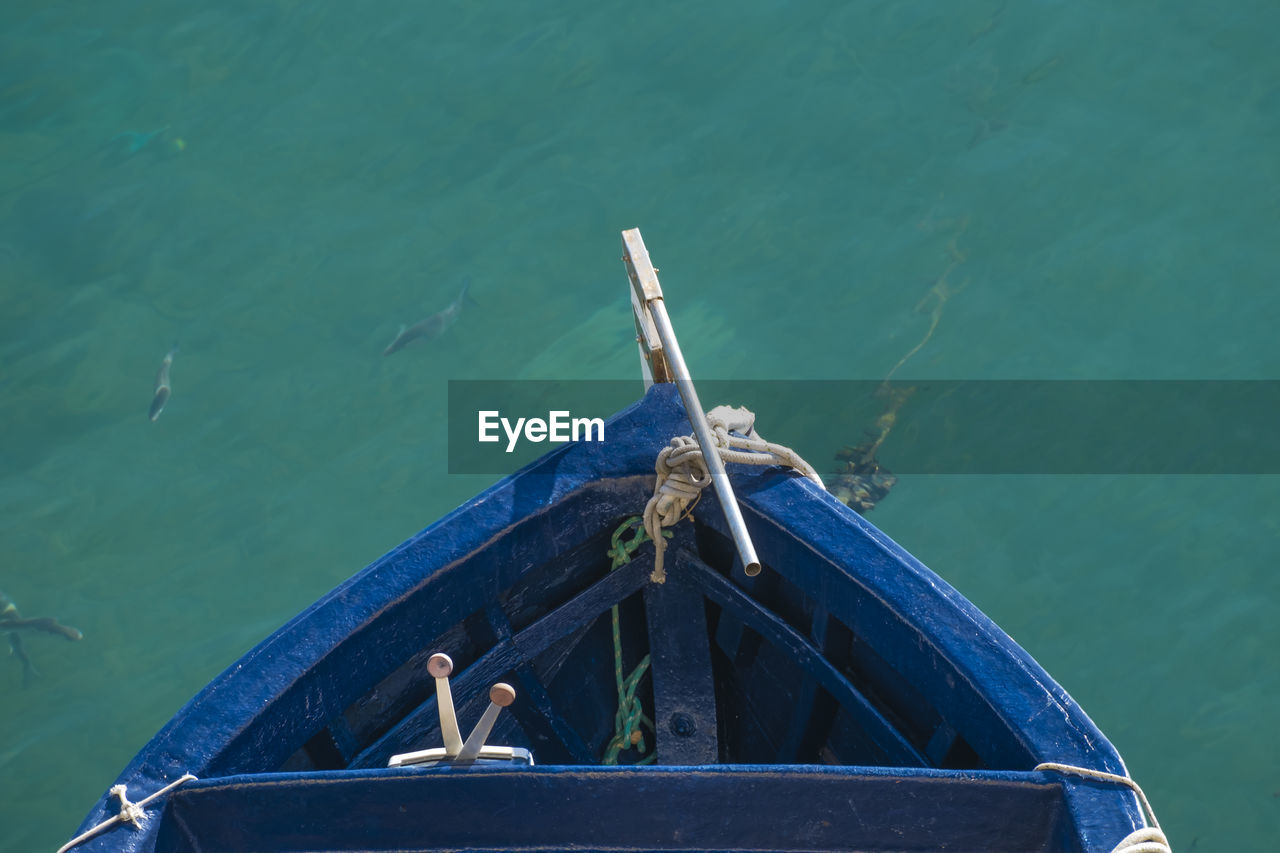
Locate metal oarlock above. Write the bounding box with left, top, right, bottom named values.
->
left=456, top=683, right=517, bottom=761
left=428, top=653, right=464, bottom=755
left=387, top=653, right=533, bottom=768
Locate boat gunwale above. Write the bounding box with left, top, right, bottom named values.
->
left=152, top=763, right=1116, bottom=853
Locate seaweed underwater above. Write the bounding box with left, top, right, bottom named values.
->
left=828, top=213, right=970, bottom=514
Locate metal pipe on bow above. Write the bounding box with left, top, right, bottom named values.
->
left=622, top=228, right=761, bottom=577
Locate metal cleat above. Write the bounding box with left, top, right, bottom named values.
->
left=387, top=653, right=533, bottom=768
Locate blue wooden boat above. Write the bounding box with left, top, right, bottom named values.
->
left=64, top=232, right=1166, bottom=853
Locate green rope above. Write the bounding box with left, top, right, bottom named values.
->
left=601, top=516, right=667, bottom=765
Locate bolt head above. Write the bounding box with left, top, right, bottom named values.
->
left=427, top=653, right=453, bottom=678
left=490, top=682, right=516, bottom=707
left=669, top=711, right=696, bottom=738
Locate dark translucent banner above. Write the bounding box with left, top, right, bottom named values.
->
left=447, top=380, right=1280, bottom=475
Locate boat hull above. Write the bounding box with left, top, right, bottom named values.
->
left=67, top=385, right=1144, bottom=852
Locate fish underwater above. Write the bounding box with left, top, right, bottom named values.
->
left=1, top=589, right=83, bottom=687
left=383, top=278, right=474, bottom=356
left=149, top=347, right=177, bottom=422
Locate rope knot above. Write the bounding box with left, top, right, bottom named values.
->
left=57, top=774, right=197, bottom=853
left=653, top=438, right=711, bottom=517
left=601, top=518, right=659, bottom=766
left=109, top=784, right=146, bottom=828
left=1033, top=763, right=1169, bottom=853
left=644, top=436, right=711, bottom=582
left=642, top=406, right=824, bottom=583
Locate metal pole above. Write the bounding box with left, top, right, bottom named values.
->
left=645, top=295, right=762, bottom=577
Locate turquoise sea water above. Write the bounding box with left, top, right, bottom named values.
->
left=2, top=1, right=1277, bottom=849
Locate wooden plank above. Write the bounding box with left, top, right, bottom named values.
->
left=644, top=532, right=719, bottom=764
left=676, top=551, right=927, bottom=767
left=776, top=603, right=827, bottom=763
left=712, top=557, right=774, bottom=677
left=165, top=766, right=1076, bottom=853
left=510, top=662, right=597, bottom=764
left=349, top=556, right=652, bottom=767
left=622, top=228, right=671, bottom=384
left=483, top=602, right=595, bottom=763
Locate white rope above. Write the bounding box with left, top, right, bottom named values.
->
left=1034, top=762, right=1171, bottom=853
left=56, top=773, right=197, bottom=853
left=643, top=406, right=823, bottom=583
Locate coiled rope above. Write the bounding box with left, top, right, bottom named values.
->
left=643, top=405, right=823, bottom=582
left=601, top=517, right=664, bottom=764
left=1035, top=762, right=1171, bottom=853
left=57, top=773, right=197, bottom=852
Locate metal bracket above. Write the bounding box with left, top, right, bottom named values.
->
left=623, top=229, right=673, bottom=387
left=387, top=653, right=533, bottom=768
